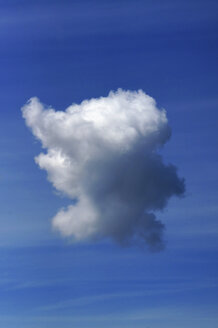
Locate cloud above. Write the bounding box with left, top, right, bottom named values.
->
left=22, top=89, right=185, bottom=250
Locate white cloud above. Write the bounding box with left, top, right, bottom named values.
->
left=22, top=89, right=185, bottom=250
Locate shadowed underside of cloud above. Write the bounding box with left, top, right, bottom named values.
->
left=22, top=89, right=185, bottom=251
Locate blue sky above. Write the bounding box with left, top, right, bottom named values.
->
left=0, top=0, right=218, bottom=327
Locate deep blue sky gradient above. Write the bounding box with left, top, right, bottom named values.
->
left=0, top=1, right=218, bottom=327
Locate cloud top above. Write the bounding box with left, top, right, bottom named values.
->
left=22, top=89, right=185, bottom=250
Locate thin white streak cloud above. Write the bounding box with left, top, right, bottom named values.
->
left=1, top=1, right=217, bottom=39
left=37, top=281, right=218, bottom=312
